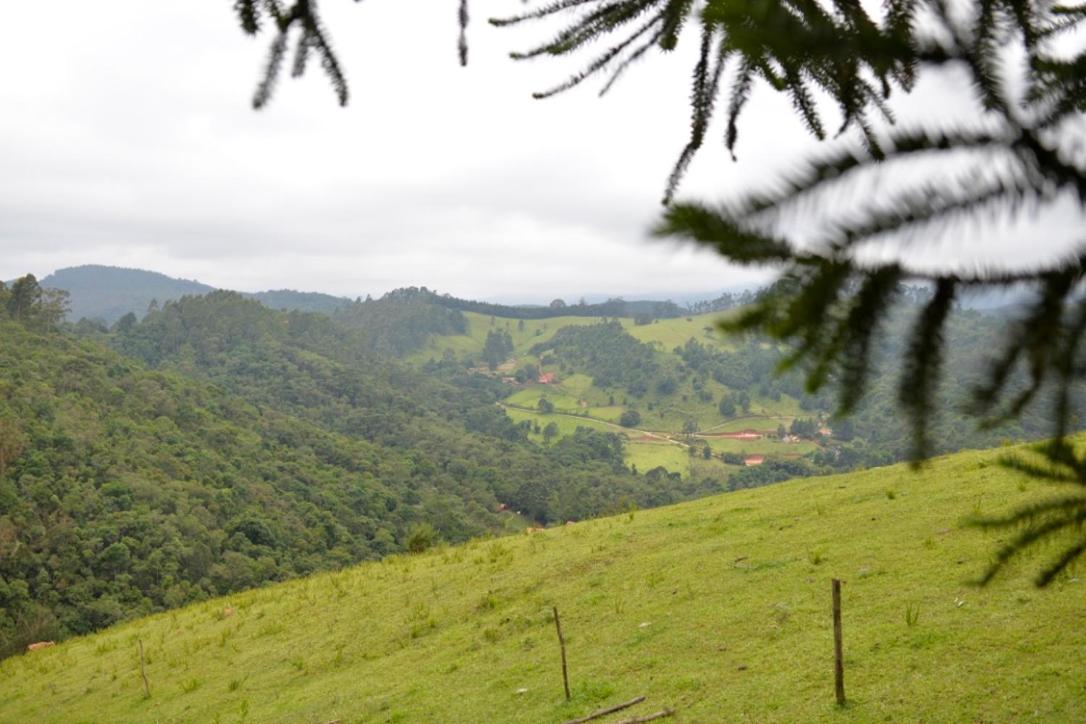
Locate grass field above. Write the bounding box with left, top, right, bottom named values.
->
left=625, top=441, right=694, bottom=476
left=705, top=416, right=793, bottom=433
left=504, top=406, right=699, bottom=476
left=700, top=437, right=820, bottom=457
left=502, top=402, right=813, bottom=475
left=3, top=443, right=1083, bottom=723
left=503, top=406, right=622, bottom=439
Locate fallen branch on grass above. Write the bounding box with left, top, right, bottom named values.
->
left=564, top=695, right=647, bottom=724
left=616, top=708, right=674, bottom=724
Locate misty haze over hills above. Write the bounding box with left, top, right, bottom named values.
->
left=36, top=265, right=351, bottom=324
left=30, top=264, right=1029, bottom=326
left=31, top=265, right=756, bottom=325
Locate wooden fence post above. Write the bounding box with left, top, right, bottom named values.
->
left=832, top=579, right=845, bottom=706
left=138, top=638, right=151, bottom=698
left=553, top=606, right=571, bottom=701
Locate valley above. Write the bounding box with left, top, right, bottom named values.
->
left=2, top=267, right=1080, bottom=675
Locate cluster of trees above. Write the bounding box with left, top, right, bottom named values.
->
left=0, top=275, right=69, bottom=329
left=482, top=329, right=513, bottom=370
left=531, top=321, right=659, bottom=396
left=726, top=460, right=816, bottom=492
left=430, top=291, right=684, bottom=321
left=718, top=391, right=751, bottom=418
left=675, top=338, right=811, bottom=408
left=683, top=290, right=762, bottom=316
left=332, top=287, right=468, bottom=356
left=788, top=418, right=820, bottom=438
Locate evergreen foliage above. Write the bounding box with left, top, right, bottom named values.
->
left=482, top=328, right=514, bottom=369
left=332, top=288, right=469, bottom=356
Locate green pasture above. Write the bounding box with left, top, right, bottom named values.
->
left=503, top=406, right=621, bottom=440
left=625, top=441, right=693, bottom=476
left=620, top=312, right=732, bottom=351
left=700, top=437, right=820, bottom=457
left=4, top=443, right=1084, bottom=722
left=705, top=416, right=793, bottom=433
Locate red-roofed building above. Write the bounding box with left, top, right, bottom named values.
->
left=538, top=372, right=558, bottom=384
left=743, top=455, right=765, bottom=466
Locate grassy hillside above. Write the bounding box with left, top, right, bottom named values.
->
left=4, top=444, right=1083, bottom=722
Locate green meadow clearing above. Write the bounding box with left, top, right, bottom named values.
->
left=502, top=406, right=702, bottom=476
left=3, top=443, right=1084, bottom=723
left=700, top=436, right=819, bottom=457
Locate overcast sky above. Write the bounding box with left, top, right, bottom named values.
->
left=1, top=2, right=1081, bottom=303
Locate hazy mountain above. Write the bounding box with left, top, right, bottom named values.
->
left=37, top=265, right=352, bottom=323
left=41, top=265, right=214, bottom=324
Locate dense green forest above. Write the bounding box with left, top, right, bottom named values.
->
left=0, top=279, right=727, bottom=658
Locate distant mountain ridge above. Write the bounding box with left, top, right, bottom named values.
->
left=34, top=265, right=744, bottom=327
left=38, top=265, right=351, bottom=324
left=41, top=265, right=213, bottom=324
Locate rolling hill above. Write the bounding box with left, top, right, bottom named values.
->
left=396, top=297, right=1054, bottom=480
left=41, top=266, right=214, bottom=324
left=1, top=442, right=1083, bottom=722
left=37, top=265, right=350, bottom=324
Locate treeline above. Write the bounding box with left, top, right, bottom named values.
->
left=683, top=289, right=761, bottom=315
left=361, top=286, right=687, bottom=322
left=332, top=287, right=468, bottom=355
left=675, top=337, right=816, bottom=408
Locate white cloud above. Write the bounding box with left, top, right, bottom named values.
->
left=0, top=2, right=1076, bottom=301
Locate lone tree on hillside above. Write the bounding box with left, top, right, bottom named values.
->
left=231, top=0, right=1086, bottom=585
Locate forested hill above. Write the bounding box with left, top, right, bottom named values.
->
left=38, top=265, right=350, bottom=325
left=0, top=285, right=727, bottom=657
left=245, top=289, right=350, bottom=316
left=41, top=266, right=213, bottom=324
left=336, top=287, right=690, bottom=328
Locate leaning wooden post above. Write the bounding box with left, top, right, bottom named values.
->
left=553, top=606, right=571, bottom=701
left=138, top=638, right=151, bottom=698
left=831, top=579, right=845, bottom=706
